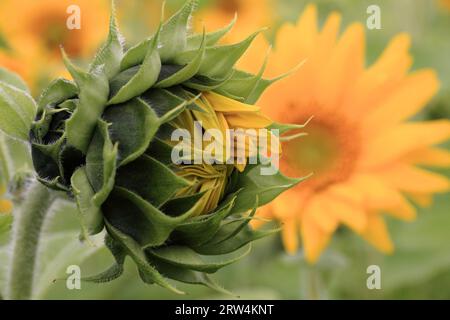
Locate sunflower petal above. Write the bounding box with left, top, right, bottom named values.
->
left=364, top=70, right=439, bottom=130
left=378, top=164, right=450, bottom=194
left=282, top=218, right=299, bottom=254
left=301, top=216, right=331, bottom=263
left=360, top=120, right=450, bottom=168
left=361, top=214, right=394, bottom=254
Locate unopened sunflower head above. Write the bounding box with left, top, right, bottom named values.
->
left=29, top=0, right=302, bottom=293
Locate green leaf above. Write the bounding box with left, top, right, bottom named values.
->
left=89, top=3, right=124, bottom=79
left=37, top=78, right=78, bottom=113
left=149, top=259, right=233, bottom=295
left=86, top=119, right=118, bottom=202
left=115, top=154, right=190, bottom=208
left=173, top=195, right=237, bottom=246
left=101, top=98, right=160, bottom=166
left=119, top=0, right=196, bottom=68
left=105, top=220, right=185, bottom=294
left=215, top=51, right=269, bottom=103
left=158, top=0, right=197, bottom=62
left=108, top=26, right=161, bottom=105
left=245, top=60, right=305, bottom=104
left=174, top=30, right=261, bottom=79
left=120, top=40, right=150, bottom=70
left=183, top=73, right=234, bottom=91
left=146, top=137, right=176, bottom=165
left=0, top=67, right=29, bottom=92
left=31, top=137, right=65, bottom=179
left=268, top=121, right=310, bottom=135
left=71, top=167, right=104, bottom=237
left=147, top=244, right=251, bottom=273
left=0, top=81, right=37, bottom=141
left=82, top=234, right=126, bottom=283
left=231, top=164, right=305, bottom=214
left=214, top=198, right=258, bottom=245
left=63, top=51, right=109, bottom=153
left=193, top=224, right=280, bottom=256
left=160, top=191, right=207, bottom=216
left=140, top=88, right=189, bottom=123
left=154, top=30, right=206, bottom=88
left=186, top=13, right=237, bottom=50
left=103, top=187, right=196, bottom=247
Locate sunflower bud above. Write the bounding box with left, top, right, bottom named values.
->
left=29, top=0, right=301, bottom=293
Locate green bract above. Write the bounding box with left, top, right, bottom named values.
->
left=21, top=1, right=302, bottom=294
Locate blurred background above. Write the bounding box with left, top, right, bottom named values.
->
left=0, top=0, right=449, bottom=299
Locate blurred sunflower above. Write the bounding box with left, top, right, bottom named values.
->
left=0, top=0, right=109, bottom=90
left=439, top=0, right=450, bottom=11
left=251, top=5, right=450, bottom=263
left=0, top=51, right=30, bottom=83
left=195, top=0, right=275, bottom=73
left=0, top=185, right=12, bottom=215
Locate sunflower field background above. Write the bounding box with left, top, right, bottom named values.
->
left=0, top=0, right=449, bottom=300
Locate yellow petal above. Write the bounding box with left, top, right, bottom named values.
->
left=303, top=195, right=339, bottom=233
left=408, top=193, right=433, bottom=208
left=404, top=147, right=450, bottom=167
left=369, top=33, right=412, bottom=78
left=321, top=195, right=367, bottom=233
left=379, top=164, right=450, bottom=194
left=315, top=12, right=341, bottom=63
left=301, top=216, right=331, bottom=263
left=318, top=23, right=365, bottom=108
left=361, top=214, right=394, bottom=254
left=360, top=120, right=450, bottom=168
left=364, top=70, right=439, bottom=131
left=295, top=4, right=319, bottom=52
left=225, top=112, right=273, bottom=129
left=203, top=92, right=261, bottom=113
left=0, top=199, right=13, bottom=214
left=282, top=218, right=299, bottom=254
left=351, top=174, right=417, bottom=221
left=268, top=4, right=318, bottom=77
left=252, top=203, right=273, bottom=229
left=345, top=33, right=412, bottom=117
left=312, top=12, right=341, bottom=94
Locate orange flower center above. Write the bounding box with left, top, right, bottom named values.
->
left=217, top=0, right=241, bottom=14
left=28, top=11, right=84, bottom=57
left=281, top=107, right=360, bottom=192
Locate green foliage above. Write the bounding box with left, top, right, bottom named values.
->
left=0, top=69, right=36, bottom=141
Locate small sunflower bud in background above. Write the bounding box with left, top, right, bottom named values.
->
left=0, top=185, right=13, bottom=214
left=26, top=1, right=303, bottom=293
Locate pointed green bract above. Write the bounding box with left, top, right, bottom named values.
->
left=89, top=2, right=124, bottom=79
left=108, top=26, right=161, bottom=105
left=158, top=0, right=197, bottom=62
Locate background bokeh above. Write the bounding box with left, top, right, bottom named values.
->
left=0, top=0, right=449, bottom=299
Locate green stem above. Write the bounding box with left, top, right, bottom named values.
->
left=5, top=180, right=54, bottom=300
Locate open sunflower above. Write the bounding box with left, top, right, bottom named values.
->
left=0, top=0, right=109, bottom=89
left=250, top=4, right=450, bottom=263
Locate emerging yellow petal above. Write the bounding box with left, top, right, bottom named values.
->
left=169, top=92, right=275, bottom=216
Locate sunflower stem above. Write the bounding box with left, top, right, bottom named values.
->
left=5, top=180, right=55, bottom=300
